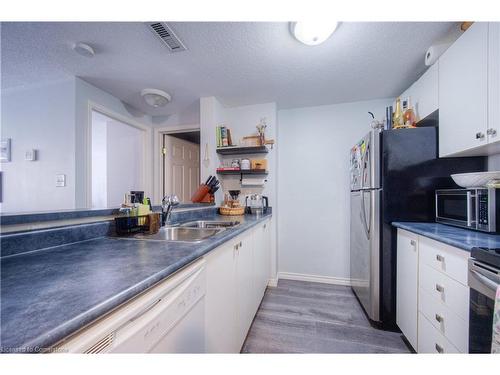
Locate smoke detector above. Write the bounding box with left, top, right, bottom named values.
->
left=72, top=42, right=95, bottom=57
left=141, top=89, right=172, bottom=108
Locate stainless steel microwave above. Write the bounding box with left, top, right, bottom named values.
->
left=435, top=188, right=500, bottom=233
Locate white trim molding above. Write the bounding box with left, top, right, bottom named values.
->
left=267, top=278, right=279, bottom=288
left=277, top=272, right=352, bottom=286
left=152, top=125, right=200, bottom=205
left=85, top=101, right=152, bottom=208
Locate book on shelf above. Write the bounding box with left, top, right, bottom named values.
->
left=221, top=127, right=228, bottom=147
left=216, top=125, right=234, bottom=148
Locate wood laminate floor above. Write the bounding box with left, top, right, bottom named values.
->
left=241, top=279, right=412, bottom=353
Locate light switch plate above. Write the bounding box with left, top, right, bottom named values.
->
left=25, top=149, right=37, bottom=161
left=0, top=138, right=11, bottom=162
left=56, top=174, right=66, bottom=187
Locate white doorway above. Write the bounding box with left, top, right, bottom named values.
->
left=91, top=110, right=147, bottom=208
left=162, top=132, right=200, bottom=203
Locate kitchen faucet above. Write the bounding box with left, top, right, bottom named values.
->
left=161, top=195, right=180, bottom=226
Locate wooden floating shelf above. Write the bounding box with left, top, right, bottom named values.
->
left=216, top=169, right=268, bottom=175
left=216, top=146, right=268, bottom=155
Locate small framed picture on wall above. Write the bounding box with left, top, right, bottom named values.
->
left=1, top=138, right=11, bottom=162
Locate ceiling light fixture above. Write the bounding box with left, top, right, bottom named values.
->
left=72, top=42, right=95, bottom=58
left=141, top=88, right=172, bottom=108
left=290, top=21, right=339, bottom=46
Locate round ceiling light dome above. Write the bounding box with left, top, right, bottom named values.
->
left=72, top=42, right=95, bottom=58
left=141, top=88, right=172, bottom=108
left=290, top=21, right=339, bottom=46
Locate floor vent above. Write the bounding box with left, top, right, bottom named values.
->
left=84, top=333, right=114, bottom=354
left=147, top=22, right=187, bottom=52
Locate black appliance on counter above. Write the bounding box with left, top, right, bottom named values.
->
left=350, top=126, right=486, bottom=330
left=468, top=247, right=500, bottom=353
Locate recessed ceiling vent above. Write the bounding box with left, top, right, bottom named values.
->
left=147, top=22, right=187, bottom=52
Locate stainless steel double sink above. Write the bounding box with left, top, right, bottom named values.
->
left=130, top=220, right=241, bottom=242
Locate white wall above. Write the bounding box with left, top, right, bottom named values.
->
left=106, top=120, right=144, bottom=207
left=200, top=96, right=278, bottom=282
left=91, top=111, right=108, bottom=208
left=74, top=77, right=154, bottom=208
left=277, top=98, right=393, bottom=282
left=1, top=79, right=76, bottom=213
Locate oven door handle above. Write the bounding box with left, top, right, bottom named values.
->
left=470, top=268, right=500, bottom=295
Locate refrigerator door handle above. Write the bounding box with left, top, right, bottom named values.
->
left=361, top=190, right=371, bottom=239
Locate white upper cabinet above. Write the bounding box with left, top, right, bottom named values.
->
left=489, top=22, right=500, bottom=144
left=401, top=62, right=438, bottom=122
left=439, top=22, right=489, bottom=157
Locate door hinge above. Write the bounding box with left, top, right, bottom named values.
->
left=162, top=147, right=167, bottom=155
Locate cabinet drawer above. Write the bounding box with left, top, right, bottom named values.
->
left=418, top=287, right=468, bottom=352
left=419, top=262, right=469, bottom=320
left=418, top=236, right=469, bottom=285
left=418, top=312, right=460, bottom=354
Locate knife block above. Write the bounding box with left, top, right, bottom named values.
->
left=191, top=184, right=215, bottom=203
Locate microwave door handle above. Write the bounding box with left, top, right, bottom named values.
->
left=467, top=191, right=472, bottom=227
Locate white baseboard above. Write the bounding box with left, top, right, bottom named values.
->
left=267, top=278, right=278, bottom=287
left=277, top=272, right=352, bottom=286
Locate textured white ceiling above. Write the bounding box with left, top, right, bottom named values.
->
left=1, top=22, right=458, bottom=123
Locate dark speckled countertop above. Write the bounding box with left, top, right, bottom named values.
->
left=392, top=221, right=500, bottom=252
left=0, top=212, right=271, bottom=353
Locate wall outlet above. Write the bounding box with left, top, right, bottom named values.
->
left=25, top=149, right=37, bottom=161
left=55, top=174, right=66, bottom=187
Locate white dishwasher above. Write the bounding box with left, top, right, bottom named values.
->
left=59, top=259, right=206, bottom=353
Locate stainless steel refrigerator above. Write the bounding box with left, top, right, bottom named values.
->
left=349, top=126, right=485, bottom=329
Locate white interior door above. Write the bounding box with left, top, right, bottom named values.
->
left=163, top=135, right=200, bottom=202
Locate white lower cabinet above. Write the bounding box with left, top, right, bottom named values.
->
left=417, top=312, right=460, bottom=354
left=396, top=229, right=419, bottom=350
left=204, top=239, right=238, bottom=352
left=396, top=229, right=469, bottom=353
left=205, top=219, right=272, bottom=353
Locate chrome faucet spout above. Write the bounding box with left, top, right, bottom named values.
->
left=161, top=195, right=180, bottom=226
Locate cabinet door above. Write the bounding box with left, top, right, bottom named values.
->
left=396, top=229, right=419, bottom=350
left=236, top=232, right=254, bottom=349
left=439, top=22, right=489, bottom=157
left=204, top=241, right=238, bottom=352
left=400, top=63, right=438, bottom=122
left=489, top=22, right=500, bottom=142
left=252, top=219, right=271, bottom=311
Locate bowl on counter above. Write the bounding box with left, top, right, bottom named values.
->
left=451, top=171, right=500, bottom=188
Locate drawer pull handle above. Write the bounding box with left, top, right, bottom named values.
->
left=435, top=343, right=444, bottom=353
left=436, top=254, right=444, bottom=262
left=435, top=314, right=444, bottom=323
left=435, top=284, right=444, bottom=293
left=410, top=240, right=416, bottom=246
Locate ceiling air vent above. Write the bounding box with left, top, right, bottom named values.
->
left=147, top=22, right=187, bottom=52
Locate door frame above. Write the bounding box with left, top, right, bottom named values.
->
left=153, top=125, right=200, bottom=204
left=86, top=101, right=152, bottom=208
